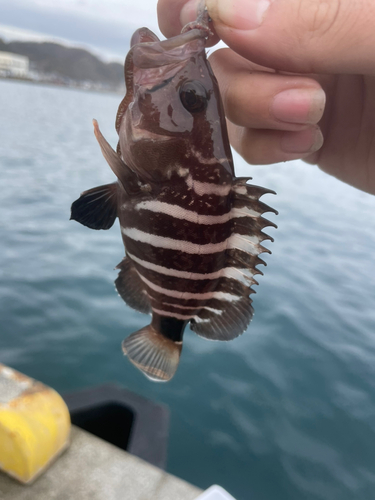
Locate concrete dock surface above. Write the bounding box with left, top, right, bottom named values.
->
left=0, top=425, right=203, bottom=500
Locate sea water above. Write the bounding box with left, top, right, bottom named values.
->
left=1, top=79, right=375, bottom=500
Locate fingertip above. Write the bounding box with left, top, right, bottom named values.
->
left=158, top=0, right=221, bottom=45
left=271, top=88, right=326, bottom=125
left=180, top=0, right=201, bottom=26
left=157, top=0, right=186, bottom=37
left=206, top=0, right=375, bottom=74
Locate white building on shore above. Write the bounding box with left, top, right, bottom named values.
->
left=0, top=51, right=29, bottom=77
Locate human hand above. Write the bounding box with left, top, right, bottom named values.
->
left=157, top=0, right=375, bottom=194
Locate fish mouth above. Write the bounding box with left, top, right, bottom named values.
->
left=115, top=23, right=209, bottom=134
left=131, top=28, right=207, bottom=70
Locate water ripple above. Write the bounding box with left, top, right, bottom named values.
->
left=2, top=80, right=375, bottom=500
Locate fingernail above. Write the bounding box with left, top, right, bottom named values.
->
left=272, top=88, right=326, bottom=124
left=206, top=0, right=272, bottom=30
left=180, top=0, right=201, bottom=27
left=281, top=127, right=324, bottom=154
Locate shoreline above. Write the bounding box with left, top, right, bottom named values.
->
left=0, top=74, right=124, bottom=95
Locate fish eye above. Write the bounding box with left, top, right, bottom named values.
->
left=179, top=81, right=208, bottom=114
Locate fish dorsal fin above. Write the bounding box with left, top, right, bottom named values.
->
left=70, top=183, right=118, bottom=230
left=190, top=295, right=254, bottom=341
left=232, top=179, right=278, bottom=216
left=191, top=179, right=277, bottom=341
left=122, top=325, right=182, bottom=382
left=115, top=257, right=151, bottom=314
left=93, top=119, right=140, bottom=195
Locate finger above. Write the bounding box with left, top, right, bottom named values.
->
left=157, top=0, right=188, bottom=38
left=227, top=122, right=324, bottom=164
left=209, top=49, right=325, bottom=131
left=157, top=0, right=220, bottom=46
left=206, top=0, right=375, bottom=74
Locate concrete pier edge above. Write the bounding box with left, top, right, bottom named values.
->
left=0, top=425, right=202, bottom=500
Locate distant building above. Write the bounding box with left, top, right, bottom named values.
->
left=0, top=51, right=29, bottom=77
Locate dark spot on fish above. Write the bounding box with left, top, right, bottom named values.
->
left=149, top=76, right=174, bottom=93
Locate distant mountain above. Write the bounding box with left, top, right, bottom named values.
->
left=0, top=38, right=125, bottom=90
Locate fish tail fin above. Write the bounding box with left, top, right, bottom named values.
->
left=122, top=325, right=182, bottom=382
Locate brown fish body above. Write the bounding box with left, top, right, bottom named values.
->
left=71, top=16, right=276, bottom=382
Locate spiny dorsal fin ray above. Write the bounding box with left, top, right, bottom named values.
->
left=226, top=250, right=266, bottom=276
left=232, top=180, right=278, bottom=216
left=70, top=183, right=118, bottom=230
left=122, top=325, right=182, bottom=381
left=232, top=195, right=278, bottom=216
left=233, top=178, right=276, bottom=197
left=235, top=176, right=253, bottom=183
left=232, top=217, right=277, bottom=240
left=190, top=178, right=276, bottom=341
left=233, top=199, right=278, bottom=219
left=226, top=180, right=276, bottom=280
left=115, top=257, right=151, bottom=314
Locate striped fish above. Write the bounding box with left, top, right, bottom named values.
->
left=71, top=14, right=277, bottom=382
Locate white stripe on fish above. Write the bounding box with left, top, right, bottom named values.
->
left=157, top=301, right=223, bottom=315
left=136, top=271, right=241, bottom=302
left=133, top=200, right=261, bottom=223
left=122, top=227, right=261, bottom=255
left=185, top=174, right=231, bottom=197
left=127, top=251, right=254, bottom=286
left=151, top=307, right=210, bottom=322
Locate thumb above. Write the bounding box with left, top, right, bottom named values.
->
left=205, top=0, right=375, bottom=74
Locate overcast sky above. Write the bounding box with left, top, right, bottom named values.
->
left=0, top=0, right=163, bottom=61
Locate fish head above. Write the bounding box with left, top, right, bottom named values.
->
left=116, top=26, right=234, bottom=184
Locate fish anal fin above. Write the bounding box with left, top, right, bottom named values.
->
left=122, top=325, right=182, bottom=382
left=115, top=257, right=151, bottom=314
left=70, top=183, right=118, bottom=230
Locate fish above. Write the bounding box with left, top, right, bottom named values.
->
left=70, top=9, right=277, bottom=382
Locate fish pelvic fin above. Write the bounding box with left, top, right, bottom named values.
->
left=92, top=119, right=139, bottom=196
left=115, top=257, right=151, bottom=314
left=122, top=325, right=182, bottom=382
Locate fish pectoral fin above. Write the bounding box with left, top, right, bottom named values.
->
left=122, top=325, right=182, bottom=382
left=115, top=257, right=151, bottom=314
left=70, top=183, right=118, bottom=230
left=93, top=119, right=139, bottom=195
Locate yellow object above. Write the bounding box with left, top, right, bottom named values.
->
left=0, top=363, right=70, bottom=484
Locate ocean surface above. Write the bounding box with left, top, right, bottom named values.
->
left=1, top=78, right=375, bottom=500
